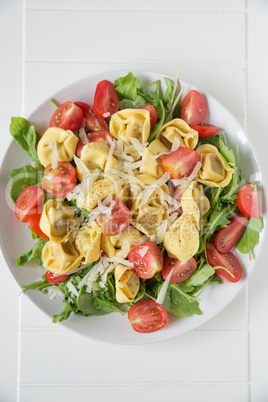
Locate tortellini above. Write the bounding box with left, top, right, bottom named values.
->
left=101, top=225, right=143, bottom=258
left=40, top=200, right=82, bottom=242
left=164, top=181, right=205, bottom=261
left=196, top=144, right=234, bottom=187
left=130, top=174, right=169, bottom=237
left=76, top=142, right=118, bottom=181
left=139, top=139, right=169, bottom=179
left=114, top=265, right=140, bottom=303
left=156, top=118, right=199, bottom=150
left=110, top=109, right=151, bottom=145
left=75, top=221, right=102, bottom=265
left=164, top=214, right=199, bottom=262
left=42, top=236, right=83, bottom=275
left=78, top=174, right=128, bottom=212
left=37, top=127, right=78, bottom=167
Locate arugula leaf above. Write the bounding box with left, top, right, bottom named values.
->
left=163, top=286, right=201, bottom=317
left=114, top=72, right=141, bottom=101
left=119, top=96, right=145, bottom=110
left=10, top=117, right=41, bottom=164
left=9, top=165, right=43, bottom=202
left=236, top=217, right=263, bottom=254
left=16, top=238, right=47, bottom=266
left=184, top=264, right=215, bottom=288
left=21, top=277, right=51, bottom=293
left=219, top=134, right=236, bottom=167
left=53, top=301, right=75, bottom=323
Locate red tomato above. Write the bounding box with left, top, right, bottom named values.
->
left=25, top=210, right=49, bottom=240
left=236, top=184, right=259, bottom=218
left=128, top=299, right=168, bottom=333
left=93, top=80, right=119, bottom=119
left=128, top=241, right=163, bottom=279
left=75, top=102, right=109, bottom=132
left=96, top=198, right=131, bottom=236
left=50, top=101, right=84, bottom=132
left=190, top=123, right=219, bottom=137
left=137, top=103, right=158, bottom=127
left=206, top=243, right=242, bottom=283
left=214, top=215, right=248, bottom=253
left=14, top=186, right=44, bottom=222
left=76, top=130, right=114, bottom=158
left=42, top=162, right=76, bottom=199
left=161, top=256, right=197, bottom=283
left=46, top=270, right=70, bottom=284
left=162, top=147, right=200, bottom=180
left=181, top=90, right=207, bottom=126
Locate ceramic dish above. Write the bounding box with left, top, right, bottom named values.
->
left=0, top=70, right=266, bottom=344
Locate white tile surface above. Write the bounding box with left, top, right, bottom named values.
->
left=19, top=385, right=249, bottom=402
left=24, top=10, right=246, bottom=62
left=19, top=329, right=248, bottom=384
left=1, top=0, right=268, bottom=401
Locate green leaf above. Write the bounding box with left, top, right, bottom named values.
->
left=10, top=117, right=41, bottom=164
left=184, top=264, right=215, bottom=287
left=163, top=287, right=201, bottom=317
left=119, top=96, right=146, bottom=110
left=219, top=134, right=236, bottom=166
left=203, top=203, right=236, bottom=239
left=9, top=165, right=43, bottom=202
left=114, top=72, right=141, bottom=101
left=236, top=217, right=263, bottom=254
left=53, top=301, right=75, bottom=323
left=16, top=238, right=47, bottom=266
left=148, top=99, right=165, bottom=143
left=21, top=278, right=51, bottom=293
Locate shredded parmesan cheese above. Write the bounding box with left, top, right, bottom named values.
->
left=156, top=268, right=174, bottom=305
left=79, top=127, right=88, bottom=144
left=171, top=137, right=181, bottom=152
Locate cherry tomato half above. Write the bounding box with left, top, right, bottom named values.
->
left=50, top=101, right=84, bottom=132
left=236, top=184, right=259, bottom=218
left=181, top=90, right=207, bottom=126
left=190, top=123, right=219, bottom=137
left=161, top=256, right=197, bottom=283
left=42, top=162, right=76, bottom=199
left=96, top=198, right=131, bottom=236
left=128, top=299, right=168, bottom=333
left=214, top=215, right=248, bottom=253
left=46, top=270, right=70, bottom=284
left=137, top=103, right=158, bottom=127
left=14, top=186, right=44, bottom=222
left=25, top=209, right=49, bottom=240
left=75, top=102, right=109, bottom=132
left=128, top=241, right=163, bottom=279
left=93, top=80, right=119, bottom=119
left=206, top=243, right=242, bottom=283
left=76, top=130, right=114, bottom=158
left=162, top=147, right=200, bottom=180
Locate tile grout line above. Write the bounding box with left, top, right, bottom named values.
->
left=18, top=381, right=250, bottom=387
left=24, top=8, right=247, bottom=13
left=245, top=2, right=251, bottom=402
left=23, top=59, right=248, bottom=65
left=17, top=2, right=26, bottom=401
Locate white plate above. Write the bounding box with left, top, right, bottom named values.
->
left=0, top=70, right=266, bottom=345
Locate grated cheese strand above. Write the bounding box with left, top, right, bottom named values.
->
left=156, top=268, right=174, bottom=305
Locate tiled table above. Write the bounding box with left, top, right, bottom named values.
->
left=1, top=1, right=267, bottom=401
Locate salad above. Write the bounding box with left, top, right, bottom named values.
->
left=8, top=71, right=263, bottom=334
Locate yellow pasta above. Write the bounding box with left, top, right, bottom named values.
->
left=196, top=144, right=234, bottom=187
left=110, top=109, right=150, bottom=145
left=114, top=264, right=140, bottom=303
left=156, top=118, right=199, bottom=149
left=37, top=127, right=78, bottom=167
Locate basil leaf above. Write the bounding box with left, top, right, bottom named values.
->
left=16, top=238, right=47, bottom=266
left=9, top=165, right=43, bottom=202
left=236, top=217, right=263, bottom=254
left=10, top=117, right=41, bottom=164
